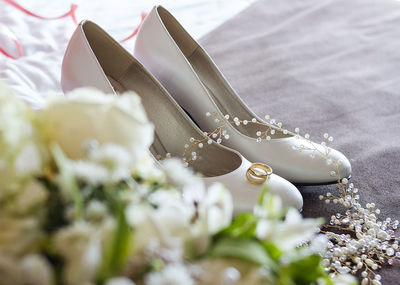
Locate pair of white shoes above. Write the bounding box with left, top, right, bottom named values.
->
left=61, top=6, right=352, bottom=212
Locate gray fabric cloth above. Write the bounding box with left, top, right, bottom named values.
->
left=199, top=0, right=400, bottom=283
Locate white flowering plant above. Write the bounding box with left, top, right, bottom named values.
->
left=0, top=83, right=356, bottom=285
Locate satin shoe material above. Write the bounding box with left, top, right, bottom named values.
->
left=61, top=20, right=303, bottom=212
left=133, top=6, right=352, bottom=184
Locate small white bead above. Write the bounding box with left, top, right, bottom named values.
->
left=207, top=139, right=212, bottom=144
left=206, top=112, right=211, bottom=117
left=295, top=127, right=300, bottom=133
left=256, top=131, right=262, bottom=136
left=243, top=120, right=248, bottom=125
left=198, top=143, right=203, bottom=148
left=264, top=114, right=270, bottom=120
left=224, top=114, right=230, bottom=119
left=251, top=118, right=257, bottom=123
left=266, top=136, right=271, bottom=141
left=365, top=259, right=374, bottom=266
left=386, top=248, right=394, bottom=256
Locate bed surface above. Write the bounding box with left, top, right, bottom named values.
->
left=0, top=0, right=255, bottom=108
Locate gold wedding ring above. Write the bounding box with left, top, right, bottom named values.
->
left=246, top=163, right=273, bottom=184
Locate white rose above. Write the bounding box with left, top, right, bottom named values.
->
left=68, top=143, right=138, bottom=185
left=0, top=182, right=47, bottom=257
left=203, top=183, right=233, bottom=234
left=20, top=254, right=54, bottom=285
left=126, top=202, right=191, bottom=251
left=3, top=180, right=48, bottom=216
left=181, top=182, right=233, bottom=235
left=0, top=82, right=45, bottom=193
left=0, top=254, right=53, bottom=285
left=0, top=216, right=43, bottom=257
left=53, top=221, right=103, bottom=285
left=37, top=88, right=154, bottom=160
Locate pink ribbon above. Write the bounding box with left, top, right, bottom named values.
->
left=0, top=0, right=146, bottom=59
left=3, top=0, right=78, bottom=24
left=0, top=24, right=22, bottom=59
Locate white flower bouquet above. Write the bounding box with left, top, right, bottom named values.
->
left=0, top=83, right=356, bottom=285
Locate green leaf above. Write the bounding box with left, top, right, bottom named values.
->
left=215, top=213, right=258, bottom=239
left=285, top=254, right=325, bottom=285
left=98, top=198, right=133, bottom=282
left=262, top=241, right=283, bottom=261
left=209, top=237, right=273, bottom=266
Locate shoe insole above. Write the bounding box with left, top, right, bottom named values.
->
left=106, top=62, right=241, bottom=177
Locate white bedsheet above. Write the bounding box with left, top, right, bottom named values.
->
left=0, top=0, right=255, bottom=109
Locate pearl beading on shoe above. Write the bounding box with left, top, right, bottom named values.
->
left=154, top=111, right=400, bottom=284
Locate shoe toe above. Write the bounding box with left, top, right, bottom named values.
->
left=266, top=174, right=303, bottom=211
left=226, top=174, right=303, bottom=213
left=329, top=148, right=352, bottom=180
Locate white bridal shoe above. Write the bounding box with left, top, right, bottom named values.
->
left=61, top=21, right=303, bottom=212
left=134, top=6, right=352, bottom=185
